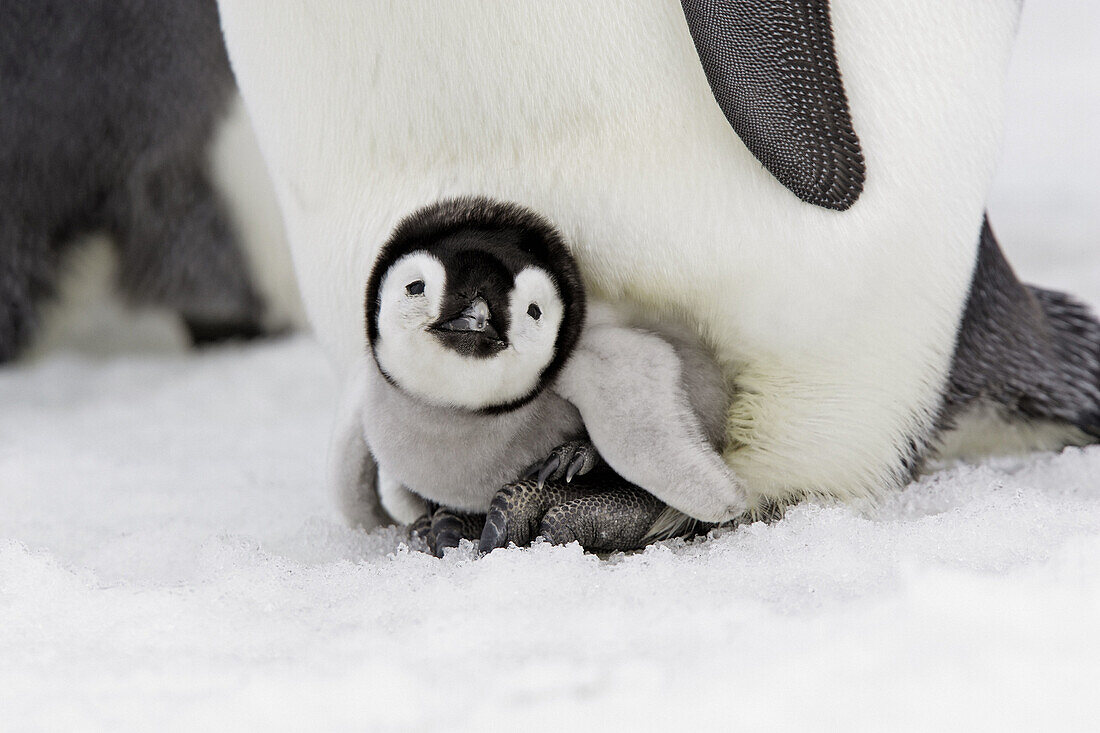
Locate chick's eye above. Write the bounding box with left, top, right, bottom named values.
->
left=527, top=303, right=541, bottom=321
left=406, top=280, right=425, bottom=296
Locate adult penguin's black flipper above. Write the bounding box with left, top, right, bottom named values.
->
left=680, top=0, right=865, bottom=211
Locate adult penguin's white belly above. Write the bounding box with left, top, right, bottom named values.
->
left=219, top=1, right=1020, bottom=510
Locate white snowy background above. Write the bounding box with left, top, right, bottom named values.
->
left=2, top=3, right=1098, bottom=730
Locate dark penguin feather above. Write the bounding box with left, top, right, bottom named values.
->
left=940, top=217, right=1100, bottom=439
left=0, top=0, right=265, bottom=361
left=680, top=0, right=866, bottom=211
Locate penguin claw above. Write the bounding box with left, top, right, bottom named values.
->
left=534, top=439, right=602, bottom=488
left=565, top=453, right=587, bottom=483
left=536, top=455, right=560, bottom=488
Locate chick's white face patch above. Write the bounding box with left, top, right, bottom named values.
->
left=507, top=266, right=564, bottom=367
left=375, top=252, right=446, bottom=338
left=373, top=257, right=564, bottom=411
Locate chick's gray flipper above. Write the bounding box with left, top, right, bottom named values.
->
left=554, top=323, right=746, bottom=523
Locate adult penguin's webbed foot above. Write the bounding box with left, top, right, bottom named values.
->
left=479, top=469, right=681, bottom=554
left=411, top=505, right=486, bottom=557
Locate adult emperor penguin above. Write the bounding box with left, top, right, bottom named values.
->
left=218, top=1, right=1098, bottom=529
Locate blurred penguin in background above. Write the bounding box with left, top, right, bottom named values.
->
left=0, top=0, right=304, bottom=362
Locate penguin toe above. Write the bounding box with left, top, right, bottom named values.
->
left=478, top=508, right=510, bottom=555
left=419, top=507, right=485, bottom=557
left=479, top=480, right=562, bottom=553
left=538, top=488, right=667, bottom=552
left=408, top=512, right=432, bottom=546
left=537, top=505, right=586, bottom=547
left=480, top=473, right=694, bottom=555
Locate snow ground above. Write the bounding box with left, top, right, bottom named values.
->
left=2, top=3, right=1099, bottom=731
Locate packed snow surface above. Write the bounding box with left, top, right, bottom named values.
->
left=2, top=3, right=1098, bottom=730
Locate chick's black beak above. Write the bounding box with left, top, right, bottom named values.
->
left=436, top=297, right=501, bottom=341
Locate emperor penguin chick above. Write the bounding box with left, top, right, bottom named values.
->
left=361, top=197, right=745, bottom=555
